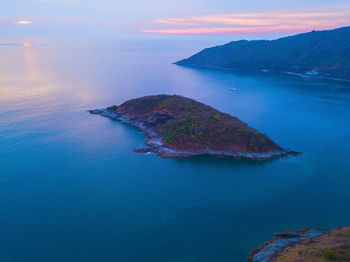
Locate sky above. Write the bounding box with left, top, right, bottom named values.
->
left=1, top=0, right=350, bottom=40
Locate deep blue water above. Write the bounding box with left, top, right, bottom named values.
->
left=1, top=38, right=350, bottom=262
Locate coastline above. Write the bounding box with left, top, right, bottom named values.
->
left=248, top=228, right=330, bottom=262
left=174, top=63, right=350, bottom=83
left=89, top=108, right=298, bottom=160
left=248, top=226, right=350, bottom=262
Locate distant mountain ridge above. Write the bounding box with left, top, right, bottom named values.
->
left=176, top=26, right=350, bottom=80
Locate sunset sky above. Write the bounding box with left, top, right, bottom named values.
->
left=2, top=0, right=350, bottom=39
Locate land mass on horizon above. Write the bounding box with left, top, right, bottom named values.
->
left=89, top=95, right=298, bottom=159
left=176, top=26, right=350, bottom=80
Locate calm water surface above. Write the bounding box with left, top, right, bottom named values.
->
left=1, top=38, right=350, bottom=262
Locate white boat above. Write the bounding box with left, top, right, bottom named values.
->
left=230, top=87, right=238, bottom=91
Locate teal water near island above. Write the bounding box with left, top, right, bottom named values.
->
left=1, top=38, right=350, bottom=262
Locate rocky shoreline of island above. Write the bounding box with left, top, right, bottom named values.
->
left=248, top=226, right=350, bottom=262
left=248, top=228, right=330, bottom=262
left=89, top=101, right=298, bottom=160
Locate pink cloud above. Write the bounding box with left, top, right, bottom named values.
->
left=141, top=10, right=350, bottom=35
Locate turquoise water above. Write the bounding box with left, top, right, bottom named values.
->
left=1, top=38, right=350, bottom=262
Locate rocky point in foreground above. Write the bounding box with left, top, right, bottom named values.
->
left=89, top=95, right=298, bottom=159
left=248, top=227, right=350, bottom=262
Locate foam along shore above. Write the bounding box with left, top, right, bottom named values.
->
left=89, top=95, right=299, bottom=159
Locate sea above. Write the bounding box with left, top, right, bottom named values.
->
left=1, top=37, right=350, bottom=262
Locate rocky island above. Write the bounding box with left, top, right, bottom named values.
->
left=248, top=227, right=350, bottom=262
left=89, top=95, right=297, bottom=159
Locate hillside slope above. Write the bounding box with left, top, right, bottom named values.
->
left=176, top=26, right=350, bottom=80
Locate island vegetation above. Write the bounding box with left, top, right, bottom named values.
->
left=176, top=26, right=350, bottom=80
left=90, top=95, right=298, bottom=159
left=249, top=227, right=350, bottom=262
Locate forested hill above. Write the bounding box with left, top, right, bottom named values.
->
left=176, top=26, right=350, bottom=80
left=89, top=95, right=300, bottom=159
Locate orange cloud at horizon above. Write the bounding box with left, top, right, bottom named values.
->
left=23, top=42, right=33, bottom=47
left=12, top=21, right=33, bottom=25
left=142, top=25, right=335, bottom=35
left=141, top=10, right=350, bottom=35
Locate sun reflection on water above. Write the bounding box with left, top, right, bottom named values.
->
left=0, top=39, right=98, bottom=110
